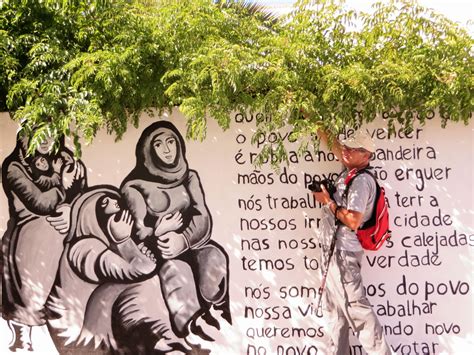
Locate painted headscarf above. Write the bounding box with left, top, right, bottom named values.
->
left=3, top=131, right=69, bottom=177
left=122, top=121, right=189, bottom=187
left=65, top=186, right=120, bottom=244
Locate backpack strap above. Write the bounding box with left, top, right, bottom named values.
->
left=343, top=166, right=378, bottom=196
left=342, top=166, right=380, bottom=229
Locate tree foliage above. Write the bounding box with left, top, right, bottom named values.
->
left=1, top=0, right=472, bottom=163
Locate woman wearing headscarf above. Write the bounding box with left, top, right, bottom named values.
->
left=121, top=121, right=230, bottom=341
left=1, top=132, right=87, bottom=351
left=47, top=186, right=190, bottom=354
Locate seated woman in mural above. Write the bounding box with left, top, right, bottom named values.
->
left=1, top=132, right=87, bottom=351
left=46, top=186, right=193, bottom=354
left=120, top=121, right=230, bottom=342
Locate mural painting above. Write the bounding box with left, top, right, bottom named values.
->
left=1, top=121, right=230, bottom=354
left=2, top=132, right=87, bottom=351
left=1, top=112, right=473, bottom=354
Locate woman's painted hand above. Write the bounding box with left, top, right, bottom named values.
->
left=46, top=205, right=71, bottom=234
left=109, top=210, right=133, bottom=243
left=154, top=211, right=183, bottom=237
left=157, top=231, right=188, bottom=259
left=52, top=158, right=63, bottom=174
left=62, top=161, right=84, bottom=190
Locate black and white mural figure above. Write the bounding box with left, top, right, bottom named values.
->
left=120, top=121, right=231, bottom=343
left=1, top=132, right=87, bottom=351
left=46, top=186, right=193, bottom=354
left=1, top=121, right=230, bottom=353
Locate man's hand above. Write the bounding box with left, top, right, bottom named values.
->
left=312, top=184, right=332, bottom=205
left=157, top=231, right=189, bottom=259
left=314, top=127, right=343, bottom=162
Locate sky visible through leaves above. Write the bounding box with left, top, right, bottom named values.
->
left=254, top=0, right=473, bottom=30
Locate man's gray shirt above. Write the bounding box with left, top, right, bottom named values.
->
left=318, top=168, right=376, bottom=252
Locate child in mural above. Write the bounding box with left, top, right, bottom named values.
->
left=121, top=120, right=231, bottom=344
left=1, top=132, right=87, bottom=351
left=30, top=155, right=62, bottom=190
left=46, top=186, right=196, bottom=354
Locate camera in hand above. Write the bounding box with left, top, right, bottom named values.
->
left=308, top=178, right=336, bottom=197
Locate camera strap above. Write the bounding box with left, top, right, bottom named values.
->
left=316, top=223, right=340, bottom=317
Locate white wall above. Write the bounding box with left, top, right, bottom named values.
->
left=1, top=110, right=473, bottom=354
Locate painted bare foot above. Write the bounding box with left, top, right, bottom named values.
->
left=8, top=321, right=33, bottom=352
left=154, top=336, right=192, bottom=354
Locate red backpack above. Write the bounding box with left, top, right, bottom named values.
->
left=344, top=168, right=391, bottom=251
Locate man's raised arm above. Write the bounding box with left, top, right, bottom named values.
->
left=316, top=128, right=343, bottom=162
